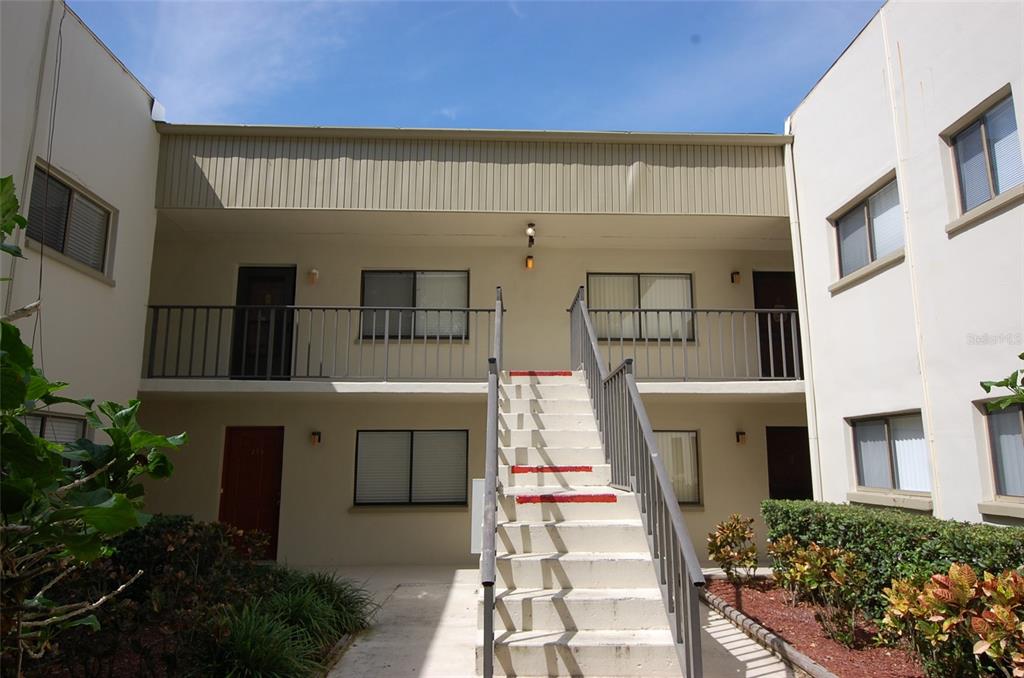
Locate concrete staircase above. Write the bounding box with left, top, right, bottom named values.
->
left=477, top=371, right=680, bottom=677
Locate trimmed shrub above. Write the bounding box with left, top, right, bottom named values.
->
left=761, top=499, right=1024, bottom=619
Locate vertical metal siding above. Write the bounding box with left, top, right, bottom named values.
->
left=155, top=134, right=787, bottom=216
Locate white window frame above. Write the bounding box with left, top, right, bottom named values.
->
left=353, top=429, right=469, bottom=506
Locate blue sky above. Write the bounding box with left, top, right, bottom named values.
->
left=70, top=0, right=883, bottom=133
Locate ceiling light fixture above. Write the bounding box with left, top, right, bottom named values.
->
left=526, top=223, right=536, bottom=248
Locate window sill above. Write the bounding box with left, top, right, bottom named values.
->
left=847, top=489, right=933, bottom=512
left=828, top=249, right=904, bottom=296
left=25, top=239, right=114, bottom=287
left=349, top=503, right=467, bottom=513
left=978, top=499, right=1024, bottom=521
left=946, top=184, right=1024, bottom=237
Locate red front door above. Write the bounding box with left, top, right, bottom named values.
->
left=219, top=426, right=284, bottom=559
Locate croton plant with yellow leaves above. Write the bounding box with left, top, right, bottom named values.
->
left=883, top=563, right=1024, bottom=678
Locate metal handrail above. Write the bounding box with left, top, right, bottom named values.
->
left=569, top=286, right=705, bottom=677
left=480, top=287, right=503, bottom=678
left=586, top=307, right=801, bottom=381
left=143, top=303, right=498, bottom=381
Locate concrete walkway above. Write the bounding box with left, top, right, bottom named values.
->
left=327, top=565, right=793, bottom=678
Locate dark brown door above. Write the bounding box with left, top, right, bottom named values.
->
left=765, top=426, right=813, bottom=500
left=753, top=271, right=801, bottom=379
left=219, top=426, right=285, bottom=559
left=231, top=266, right=296, bottom=379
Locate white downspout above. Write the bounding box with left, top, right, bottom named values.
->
left=783, top=115, right=824, bottom=500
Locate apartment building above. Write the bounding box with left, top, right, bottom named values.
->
left=787, top=0, right=1024, bottom=525
left=1, top=0, right=1020, bottom=577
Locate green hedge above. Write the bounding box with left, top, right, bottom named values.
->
left=761, top=499, right=1024, bottom=619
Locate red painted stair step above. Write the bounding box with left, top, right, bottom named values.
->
left=515, top=494, right=617, bottom=504
left=511, top=465, right=594, bottom=474
left=508, top=370, right=574, bottom=377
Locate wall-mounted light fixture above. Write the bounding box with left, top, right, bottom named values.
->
left=730, top=271, right=741, bottom=284
left=525, top=255, right=535, bottom=270
left=311, top=431, right=322, bottom=446
left=526, top=223, right=536, bottom=248
left=307, top=268, right=320, bottom=285
left=735, top=431, right=747, bottom=445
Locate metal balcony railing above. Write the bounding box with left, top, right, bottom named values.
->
left=143, top=303, right=501, bottom=381
left=588, top=308, right=802, bottom=380
left=570, top=288, right=705, bottom=677
left=479, top=288, right=503, bottom=678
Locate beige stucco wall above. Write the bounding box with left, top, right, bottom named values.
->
left=146, top=227, right=795, bottom=373
left=140, top=392, right=803, bottom=566
left=789, top=0, right=1024, bottom=522
left=0, top=1, right=160, bottom=407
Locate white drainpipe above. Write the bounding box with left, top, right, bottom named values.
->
left=782, top=116, right=824, bottom=501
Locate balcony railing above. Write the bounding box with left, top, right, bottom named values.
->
left=588, top=308, right=802, bottom=380
left=143, top=303, right=502, bottom=381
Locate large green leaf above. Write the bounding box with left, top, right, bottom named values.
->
left=1, top=428, right=60, bottom=485
left=1, top=477, right=35, bottom=514
left=130, top=430, right=185, bottom=451
left=1, top=321, right=34, bottom=371
left=146, top=450, right=174, bottom=478
left=61, top=532, right=104, bottom=561
left=79, top=494, right=143, bottom=534
left=0, top=364, right=28, bottom=410
left=67, top=487, right=113, bottom=507
left=61, top=439, right=113, bottom=465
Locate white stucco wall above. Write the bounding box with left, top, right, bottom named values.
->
left=0, top=1, right=160, bottom=407
left=789, top=0, right=1024, bottom=522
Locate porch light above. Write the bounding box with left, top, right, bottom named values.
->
left=735, top=431, right=746, bottom=445
left=526, top=223, right=536, bottom=248
left=307, top=268, right=320, bottom=285
left=730, top=271, right=741, bottom=284
left=525, top=255, right=535, bottom=270
left=311, top=431, right=322, bottom=446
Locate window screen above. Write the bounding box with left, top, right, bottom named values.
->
left=953, top=96, right=1024, bottom=212
left=654, top=431, right=700, bottom=504
left=853, top=413, right=931, bottom=492
left=588, top=273, right=693, bottom=340
left=361, top=271, right=468, bottom=338
left=355, top=430, right=467, bottom=504
left=834, top=179, right=904, bottom=277
left=988, top=407, right=1024, bottom=497
left=27, top=167, right=109, bottom=272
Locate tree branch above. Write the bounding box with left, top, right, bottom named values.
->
left=54, top=459, right=116, bottom=498
left=20, top=569, right=142, bottom=628
left=2, top=299, right=40, bottom=322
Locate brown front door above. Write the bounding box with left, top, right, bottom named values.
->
left=220, top=426, right=285, bottom=559
left=753, top=271, right=802, bottom=379
left=765, top=426, right=813, bottom=500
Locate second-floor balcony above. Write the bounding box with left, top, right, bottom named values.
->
left=143, top=304, right=501, bottom=382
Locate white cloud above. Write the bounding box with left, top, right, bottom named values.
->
left=139, top=1, right=357, bottom=123
left=437, top=106, right=460, bottom=121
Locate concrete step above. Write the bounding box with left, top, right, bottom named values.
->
left=499, top=412, right=598, bottom=431
left=502, top=399, right=594, bottom=415
left=502, top=429, right=602, bottom=448
left=499, top=446, right=606, bottom=467
left=478, top=629, right=680, bottom=677
left=495, top=552, right=657, bottom=589
left=496, top=519, right=646, bottom=554
left=498, top=464, right=611, bottom=488
left=499, top=487, right=637, bottom=522
left=501, top=383, right=591, bottom=400
left=503, top=371, right=585, bottom=385
left=482, top=588, right=666, bottom=631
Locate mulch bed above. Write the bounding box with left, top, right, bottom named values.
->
left=707, top=580, right=925, bottom=678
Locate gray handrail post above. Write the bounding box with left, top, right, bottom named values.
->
left=494, top=287, right=503, bottom=374
left=481, top=356, right=499, bottom=678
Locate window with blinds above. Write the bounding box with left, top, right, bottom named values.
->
left=354, top=430, right=468, bottom=505
left=587, top=273, right=694, bottom=341
left=654, top=431, right=700, bottom=504
left=987, top=406, right=1024, bottom=498
left=21, top=413, right=87, bottom=444
left=27, top=166, right=110, bottom=272
left=361, top=271, right=469, bottom=338
left=834, top=179, right=904, bottom=278
left=953, top=97, right=1024, bottom=213
left=852, top=413, right=931, bottom=493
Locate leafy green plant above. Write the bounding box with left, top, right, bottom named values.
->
left=761, top=499, right=1024, bottom=620
left=766, top=534, right=800, bottom=603
left=1, top=175, right=188, bottom=671
left=785, top=542, right=867, bottom=647
left=302, top=571, right=377, bottom=636
left=981, top=352, right=1024, bottom=412
left=263, top=583, right=340, bottom=651
left=707, top=513, right=758, bottom=584
left=195, top=604, right=322, bottom=678
left=882, top=564, right=1024, bottom=678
